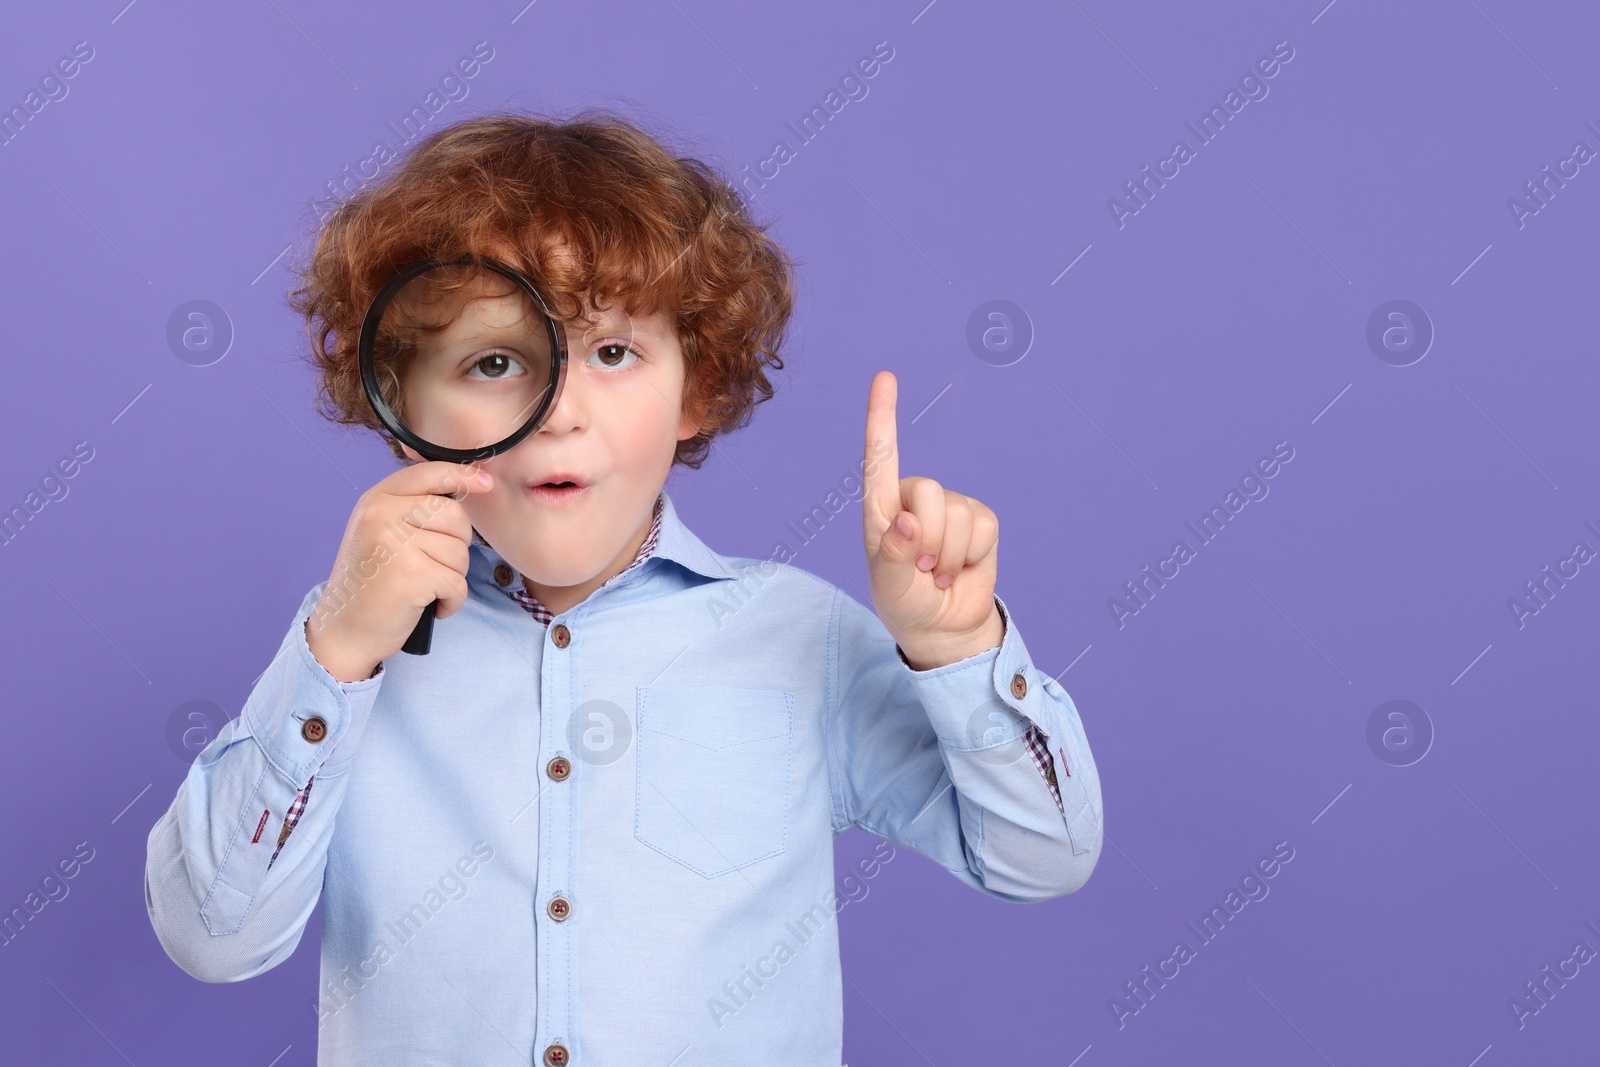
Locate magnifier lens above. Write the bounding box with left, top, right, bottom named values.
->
left=372, top=262, right=556, bottom=453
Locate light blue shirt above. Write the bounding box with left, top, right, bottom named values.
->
left=145, top=488, right=1104, bottom=1066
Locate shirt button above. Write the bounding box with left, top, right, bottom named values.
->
left=543, top=1043, right=569, bottom=1067
left=301, top=716, right=327, bottom=743
left=547, top=895, right=571, bottom=921
left=1010, top=672, right=1028, bottom=700
left=493, top=562, right=514, bottom=587
left=546, top=756, right=571, bottom=781
left=551, top=623, right=571, bottom=648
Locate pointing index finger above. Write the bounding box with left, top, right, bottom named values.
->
left=864, top=370, right=900, bottom=528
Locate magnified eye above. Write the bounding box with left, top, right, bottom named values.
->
left=467, top=352, right=527, bottom=379
left=588, top=342, right=640, bottom=371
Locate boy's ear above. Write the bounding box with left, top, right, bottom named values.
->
left=677, top=386, right=707, bottom=442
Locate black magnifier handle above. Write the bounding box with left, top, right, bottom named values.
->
left=402, top=601, right=437, bottom=656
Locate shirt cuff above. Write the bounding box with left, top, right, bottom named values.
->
left=896, top=595, right=1069, bottom=786
left=896, top=593, right=1098, bottom=855
left=240, top=590, right=386, bottom=786
left=896, top=596, right=1044, bottom=735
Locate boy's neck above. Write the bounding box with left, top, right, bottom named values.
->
left=520, top=500, right=657, bottom=616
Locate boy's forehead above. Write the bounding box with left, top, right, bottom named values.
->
left=571, top=301, right=671, bottom=338
left=478, top=237, right=672, bottom=336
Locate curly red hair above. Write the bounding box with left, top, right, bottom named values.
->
left=286, top=108, right=797, bottom=467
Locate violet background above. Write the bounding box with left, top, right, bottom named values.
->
left=2, top=0, right=1596, bottom=1063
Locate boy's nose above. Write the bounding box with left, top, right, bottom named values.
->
left=534, top=324, right=591, bottom=436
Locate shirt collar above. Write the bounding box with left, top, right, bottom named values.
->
left=647, top=488, right=738, bottom=581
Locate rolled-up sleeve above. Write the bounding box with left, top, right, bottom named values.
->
left=144, top=582, right=385, bottom=982
left=827, top=587, right=1103, bottom=902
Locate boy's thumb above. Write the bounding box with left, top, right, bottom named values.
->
left=875, top=509, right=919, bottom=567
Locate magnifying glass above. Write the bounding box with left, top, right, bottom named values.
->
left=357, top=254, right=568, bottom=655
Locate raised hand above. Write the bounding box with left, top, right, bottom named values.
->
left=862, top=371, right=1005, bottom=670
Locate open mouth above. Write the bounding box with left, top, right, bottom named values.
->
left=527, top=477, right=590, bottom=503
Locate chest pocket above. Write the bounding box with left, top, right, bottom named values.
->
left=634, top=684, right=793, bottom=878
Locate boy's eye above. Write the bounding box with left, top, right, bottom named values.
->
left=467, top=352, right=527, bottom=380
left=588, top=342, right=640, bottom=371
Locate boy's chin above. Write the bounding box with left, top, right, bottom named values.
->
left=493, top=542, right=607, bottom=589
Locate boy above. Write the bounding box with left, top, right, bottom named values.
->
left=144, top=111, right=1103, bottom=1066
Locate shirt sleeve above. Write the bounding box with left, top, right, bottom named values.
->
left=826, top=586, right=1103, bottom=902
left=143, top=582, right=385, bottom=983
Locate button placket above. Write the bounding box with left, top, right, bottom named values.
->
left=536, top=614, right=577, bottom=1061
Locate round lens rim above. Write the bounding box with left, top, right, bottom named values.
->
left=356, top=254, right=567, bottom=463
